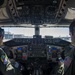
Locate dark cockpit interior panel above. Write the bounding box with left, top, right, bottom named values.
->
left=0, top=0, right=75, bottom=27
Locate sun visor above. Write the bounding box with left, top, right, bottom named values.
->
left=65, top=8, right=75, bottom=20
left=0, top=8, right=9, bottom=19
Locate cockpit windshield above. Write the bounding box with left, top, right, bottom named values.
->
left=2, top=27, right=70, bottom=42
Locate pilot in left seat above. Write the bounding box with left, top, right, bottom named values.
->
left=0, top=27, right=15, bottom=75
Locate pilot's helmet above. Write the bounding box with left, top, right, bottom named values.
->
left=0, top=28, right=4, bottom=37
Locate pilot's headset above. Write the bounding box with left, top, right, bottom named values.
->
left=0, top=27, right=4, bottom=38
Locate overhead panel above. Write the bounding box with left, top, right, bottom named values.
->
left=14, top=0, right=62, bottom=25
left=0, top=0, right=75, bottom=27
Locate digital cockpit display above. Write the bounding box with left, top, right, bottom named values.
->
left=17, top=47, right=22, bottom=50
left=17, top=47, right=22, bottom=52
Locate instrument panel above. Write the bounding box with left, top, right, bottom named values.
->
left=28, top=44, right=46, bottom=57
left=4, top=37, right=70, bottom=47
left=4, top=37, right=69, bottom=65
left=14, top=44, right=47, bottom=61
left=12, top=44, right=61, bottom=62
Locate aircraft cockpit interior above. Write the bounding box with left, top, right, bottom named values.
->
left=2, top=31, right=70, bottom=75
left=0, top=0, right=75, bottom=75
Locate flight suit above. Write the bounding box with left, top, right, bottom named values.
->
left=64, top=45, right=75, bottom=75
left=0, top=48, right=15, bottom=75
left=0, top=45, right=21, bottom=75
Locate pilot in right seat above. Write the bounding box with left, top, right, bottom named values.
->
left=64, top=19, right=75, bottom=75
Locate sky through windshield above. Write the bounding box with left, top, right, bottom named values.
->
left=3, top=27, right=69, bottom=37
